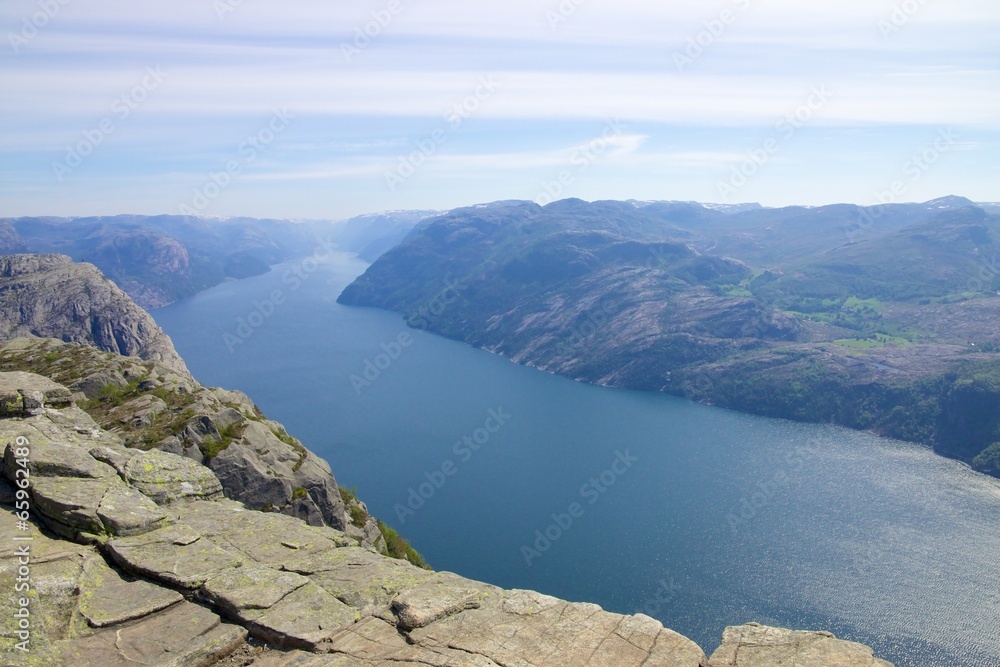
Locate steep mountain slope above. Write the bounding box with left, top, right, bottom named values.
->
left=0, top=254, right=189, bottom=374
left=340, top=199, right=1000, bottom=476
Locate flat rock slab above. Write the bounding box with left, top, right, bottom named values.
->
left=78, top=555, right=183, bottom=628
left=23, top=553, right=87, bottom=643
left=6, top=406, right=122, bottom=450
left=96, top=483, right=167, bottom=537
left=288, top=546, right=434, bottom=616
left=408, top=591, right=707, bottom=667
left=238, top=582, right=359, bottom=649
left=321, top=616, right=501, bottom=666
left=31, top=476, right=115, bottom=536
left=252, top=651, right=417, bottom=667
left=202, top=564, right=310, bottom=615
left=709, top=624, right=895, bottom=667
left=106, top=524, right=243, bottom=589
left=2, top=433, right=116, bottom=479
left=61, top=600, right=246, bottom=667
left=172, top=499, right=349, bottom=565
left=391, top=573, right=493, bottom=630
left=123, top=448, right=223, bottom=504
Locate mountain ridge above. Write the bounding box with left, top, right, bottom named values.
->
left=339, top=197, right=1000, bottom=478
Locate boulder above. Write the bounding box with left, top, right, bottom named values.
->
left=708, top=623, right=894, bottom=667
left=0, top=370, right=73, bottom=416
left=122, top=448, right=223, bottom=504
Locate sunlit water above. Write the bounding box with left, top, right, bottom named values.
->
left=154, top=253, right=1000, bottom=667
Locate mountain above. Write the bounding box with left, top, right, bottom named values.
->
left=0, top=256, right=892, bottom=666
left=339, top=198, right=1000, bottom=477
left=0, top=254, right=189, bottom=374
left=332, top=209, right=441, bottom=261
left=0, top=212, right=436, bottom=308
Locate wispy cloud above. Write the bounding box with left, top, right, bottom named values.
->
left=0, top=0, right=997, bottom=217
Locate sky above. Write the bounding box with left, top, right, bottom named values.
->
left=1, top=0, right=998, bottom=220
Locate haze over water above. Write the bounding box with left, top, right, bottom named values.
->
left=155, top=253, right=1000, bottom=667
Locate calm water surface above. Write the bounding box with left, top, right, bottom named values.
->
left=154, top=253, right=1000, bottom=667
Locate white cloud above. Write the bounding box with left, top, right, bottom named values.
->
left=1, top=0, right=998, bottom=216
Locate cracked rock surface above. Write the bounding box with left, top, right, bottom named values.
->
left=708, top=623, right=895, bottom=667
left=0, top=338, right=383, bottom=549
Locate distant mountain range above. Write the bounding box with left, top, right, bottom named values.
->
left=0, top=210, right=438, bottom=309
left=4, top=197, right=999, bottom=475
left=339, top=196, right=1000, bottom=478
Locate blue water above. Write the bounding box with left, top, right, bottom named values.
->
left=154, top=253, right=1000, bottom=667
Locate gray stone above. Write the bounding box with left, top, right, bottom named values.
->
left=2, top=434, right=116, bottom=480
left=72, top=369, right=130, bottom=399
left=320, top=615, right=503, bottom=666
left=78, top=555, right=183, bottom=628
left=109, top=393, right=168, bottom=428
left=171, top=499, right=350, bottom=565
left=708, top=623, right=895, bottom=667
left=286, top=546, right=434, bottom=617
left=0, top=370, right=73, bottom=416
left=392, top=573, right=492, bottom=630
left=122, top=448, right=223, bottom=504
left=238, top=582, right=359, bottom=649
left=88, top=444, right=137, bottom=476
left=106, top=524, right=243, bottom=589
left=207, top=440, right=293, bottom=512
left=62, top=600, right=246, bottom=667
left=202, top=564, right=309, bottom=615
left=31, top=476, right=115, bottom=537
left=96, top=483, right=168, bottom=536
left=407, top=592, right=707, bottom=667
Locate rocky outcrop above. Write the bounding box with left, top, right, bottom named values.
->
left=0, top=371, right=892, bottom=667
left=0, top=254, right=188, bottom=374
left=0, top=338, right=382, bottom=550
left=0, top=371, right=72, bottom=417
left=0, top=253, right=386, bottom=546
left=709, top=624, right=894, bottom=667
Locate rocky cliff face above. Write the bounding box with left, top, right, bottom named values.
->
left=0, top=254, right=388, bottom=547
left=0, top=254, right=188, bottom=375
left=0, top=368, right=892, bottom=666
left=0, top=338, right=384, bottom=550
